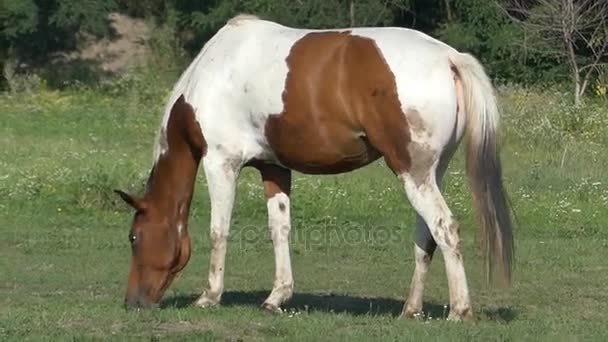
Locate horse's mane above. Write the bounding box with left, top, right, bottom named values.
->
left=153, top=13, right=260, bottom=164
left=227, top=14, right=260, bottom=26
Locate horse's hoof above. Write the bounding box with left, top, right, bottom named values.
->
left=194, top=293, right=220, bottom=308
left=399, top=302, right=424, bottom=320
left=447, top=308, right=473, bottom=321
left=261, top=302, right=283, bottom=314
left=399, top=309, right=423, bottom=320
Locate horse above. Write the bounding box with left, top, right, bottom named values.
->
left=115, top=14, right=514, bottom=320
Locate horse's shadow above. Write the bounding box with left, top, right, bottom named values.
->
left=161, top=290, right=516, bottom=322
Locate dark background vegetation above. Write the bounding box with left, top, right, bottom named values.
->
left=1, top=0, right=606, bottom=100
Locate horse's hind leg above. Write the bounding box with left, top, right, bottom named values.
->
left=399, top=160, right=472, bottom=320
left=402, top=216, right=436, bottom=319
left=195, top=153, right=240, bottom=308
left=254, top=163, right=294, bottom=313
left=402, top=147, right=457, bottom=318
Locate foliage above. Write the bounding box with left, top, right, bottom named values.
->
left=434, top=0, right=566, bottom=83
left=49, top=0, right=116, bottom=36
left=186, top=0, right=409, bottom=29
left=115, top=0, right=166, bottom=18
left=499, top=84, right=608, bottom=147
left=174, top=0, right=410, bottom=54
left=0, top=0, right=116, bottom=58
left=97, top=8, right=187, bottom=116
left=0, top=0, right=38, bottom=39
left=0, top=0, right=605, bottom=100
left=0, top=0, right=116, bottom=89
left=502, top=0, right=608, bottom=105
left=2, top=58, right=47, bottom=93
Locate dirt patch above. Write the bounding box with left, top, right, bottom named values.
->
left=54, top=12, right=149, bottom=74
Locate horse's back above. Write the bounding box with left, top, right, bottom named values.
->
left=163, top=17, right=462, bottom=172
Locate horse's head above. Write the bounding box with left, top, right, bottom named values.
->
left=115, top=95, right=203, bottom=308
left=115, top=190, right=191, bottom=309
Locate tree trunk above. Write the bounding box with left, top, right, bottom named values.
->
left=350, top=1, right=355, bottom=27
left=444, top=0, right=453, bottom=22
left=566, top=40, right=582, bottom=106
left=561, top=3, right=582, bottom=107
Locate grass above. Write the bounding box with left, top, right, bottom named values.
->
left=1, top=86, right=608, bottom=340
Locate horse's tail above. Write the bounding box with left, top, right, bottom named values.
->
left=449, top=52, right=514, bottom=285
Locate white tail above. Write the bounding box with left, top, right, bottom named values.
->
left=450, top=52, right=514, bottom=285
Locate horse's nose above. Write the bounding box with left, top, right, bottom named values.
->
left=124, top=292, right=152, bottom=309
left=124, top=295, right=139, bottom=309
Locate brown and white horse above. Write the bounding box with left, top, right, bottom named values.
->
left=115, top=15, right=513, bottom=320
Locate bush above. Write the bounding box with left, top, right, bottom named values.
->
left=2, top=58, right=47, bottom=94
left=98, top=9, right=186, bottom=115
left=499, top=84, right=608, bottom=148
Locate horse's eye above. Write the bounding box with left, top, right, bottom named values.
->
left=129, top=234, right=137, bottom=244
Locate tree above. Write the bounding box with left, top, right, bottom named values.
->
left=433, top=0, right=546, bottom=83
left=505, top=0, right=608, bottom=105
left=181, top=0, right=411, bottom=53
left=0, top=0, right=117, bottom=88
left=0, top=0, right=116, bottom=63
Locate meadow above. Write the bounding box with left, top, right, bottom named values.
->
left=1, top=84, right=608, bottom=340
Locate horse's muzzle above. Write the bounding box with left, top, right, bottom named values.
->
left=124, top=292, right=158, bottom=309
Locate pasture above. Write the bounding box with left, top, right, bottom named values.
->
left=1, top=87, right=608, bottom=340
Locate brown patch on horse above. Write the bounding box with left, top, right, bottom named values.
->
left=248, top=161, right=292, bottom=198
left=118, top=95, right=206, bottom=308
left=265, top=31, right=412, bottom=175
left=406, top=109, right=431, bottom=138
left=407, top=142, right=436, bottom=187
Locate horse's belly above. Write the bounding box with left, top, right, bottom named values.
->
left=264, top=121, right=381, bottom=174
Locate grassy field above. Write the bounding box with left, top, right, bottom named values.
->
left=1, top=86, right=608, bottom=341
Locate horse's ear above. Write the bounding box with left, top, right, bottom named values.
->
left=114, top=190, right=146, bottom=211
left=170, top=95, right=187, bottom=115
left=170, top=94, right=206, bottom=153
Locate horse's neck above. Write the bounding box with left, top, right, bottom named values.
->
left=145, top=136, right=201, bottom=221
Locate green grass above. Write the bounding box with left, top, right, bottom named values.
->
left=1, top=87, right=608, bottom=340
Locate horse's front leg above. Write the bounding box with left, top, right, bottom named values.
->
left=256, top=164, right=294, bottom=313
left=195, top=154, right=240, bottom=308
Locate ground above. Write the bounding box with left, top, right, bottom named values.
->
left=1, top=88, right=607, bottom=340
